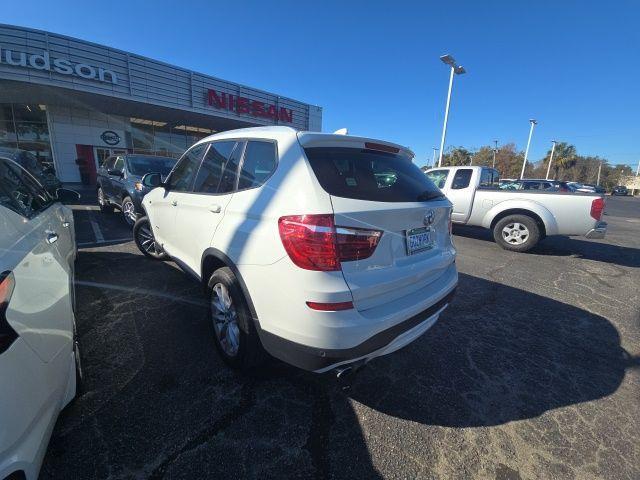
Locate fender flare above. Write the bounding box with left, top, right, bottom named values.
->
left=200, top=248, right=258, bottom=320
left=481, top=199, right=558, bottom=235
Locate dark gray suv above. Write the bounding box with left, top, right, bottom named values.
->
left=96, top=154, right=176, bottom=225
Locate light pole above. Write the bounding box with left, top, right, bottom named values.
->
left=632, top=159, right=640, bottom=196
left=520, top=119, right=538, bottom=179
left=596, top=161, right=602, bottom=186
left=431, top=147, right=439, bottom=168
left=545, top=140, right=557, bottom=180
left=438, top=54, right=466, bottom=167
left=492, top=140, right=498, bottom=169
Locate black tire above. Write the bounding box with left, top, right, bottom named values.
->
left=97, top=187, right=113, bottom=213
left=133, top=216, right=168, bottom=260
left=207, top=267, right=266, bottom=370
left=493, top=214, right=540, bottom=252
left=122, top=196, right=137, bottom=226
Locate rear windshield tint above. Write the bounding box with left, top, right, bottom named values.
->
left=304, top=147, right=444, bottom=202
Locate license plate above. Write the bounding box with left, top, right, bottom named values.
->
left=406, top=227, right=434, bottom=255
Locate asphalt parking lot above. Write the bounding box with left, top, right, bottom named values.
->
left=41, top=194, right=639, bottom=480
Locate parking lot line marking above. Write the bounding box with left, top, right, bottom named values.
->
left=90, top=220, right=105, bottom=243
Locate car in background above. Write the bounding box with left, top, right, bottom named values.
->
left=96, top=154, right=177, bottom=225
left=498, top=179, right=577, bottom=192
left=582, top=183, right=606, bottom=194
left=0, top=157, right=82, bottom=480
left=612, top=185, right=629, bottom=196
left=136, top=126, right=457, bottom=374
left=0, top=147, right=62, bottom=195
left=567, top=182, right=596, bottom=193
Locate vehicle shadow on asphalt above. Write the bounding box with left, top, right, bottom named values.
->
left=452, top=225, right=640, bottom=268
left=41, top=250, right=638, bottom=479
left=348, top=272, right=638, bottom=428
left=41, top=249, right=382, bottom=480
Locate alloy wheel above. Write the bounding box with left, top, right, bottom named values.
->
left=123, top=200, right=137, bottom=225
left=502, top=222, right=530, bottom=245
left=211, top=283, right=240, bottom=357
left=137, top=223, right=159, bottom=255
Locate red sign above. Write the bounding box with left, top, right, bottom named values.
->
left=207, top=89, right=293, bottom=123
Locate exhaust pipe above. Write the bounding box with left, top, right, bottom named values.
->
left=335, top=366, right=353, bottom=380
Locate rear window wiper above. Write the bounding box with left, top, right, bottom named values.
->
left=417, top=191, right=445, bottom=201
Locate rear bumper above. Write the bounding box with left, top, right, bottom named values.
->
left=585, top=221, right=607, bottom=239
left=256, top=288, right=456, bottom=372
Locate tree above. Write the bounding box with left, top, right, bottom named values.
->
left=441, top=146, right=473, bottom=166
left=542, top=142, right=577, bottom=180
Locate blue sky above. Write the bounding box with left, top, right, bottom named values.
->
left=4, top=0, right=639, bottom=167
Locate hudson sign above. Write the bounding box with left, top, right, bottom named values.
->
left=207, top=89, right=293, bottom=123
left=0, top=47, right=118, bottom=84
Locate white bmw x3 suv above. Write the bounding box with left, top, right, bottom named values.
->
left=135, top=127, right=457, bottom=373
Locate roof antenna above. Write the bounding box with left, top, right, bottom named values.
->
left=333, top=128, right=348, bottom=135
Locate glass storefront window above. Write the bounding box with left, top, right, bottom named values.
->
left=0, top=104, right=54, bottom=173
left=127, top=117, right=216, bottom=158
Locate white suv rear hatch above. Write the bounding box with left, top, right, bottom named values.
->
left=300, top=134, right=454, bottom=312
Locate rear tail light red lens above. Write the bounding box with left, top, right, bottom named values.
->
left=278, top=214, right=382, bottom=271
left=0, top=271, right=18, bottom=354
left=590, top=197, right=605, bottom=220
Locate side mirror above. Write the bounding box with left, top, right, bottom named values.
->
left=107, top=168, right=124, bottom=177
left=142, top=172, right=162, bottom=189
left=56, top=188, right=81, bottom=203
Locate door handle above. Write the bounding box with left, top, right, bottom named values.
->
left=171, top=200, right=178, bottom=206
left=62, top=220, right=70, bottom=228
left=46, top=230, right=59, bottom=244
left=209, top=204, right=222, bottom=213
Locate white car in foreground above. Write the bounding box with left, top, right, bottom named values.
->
left=135, top=126, right=458, bottom=374
left=0, top=157, right=81, bottom=480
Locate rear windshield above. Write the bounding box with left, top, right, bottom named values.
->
left=127, top=156, right=176, bottom=176
left=304, top=147, right=444, bottom=202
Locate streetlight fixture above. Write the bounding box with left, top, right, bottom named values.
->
left=545, top=140, right=557, bottom=180
left=520, top=119, right=538, bottom=179
left=438, top=54, right=466, bottom=167
left=492, top=140, right=498, bottom=168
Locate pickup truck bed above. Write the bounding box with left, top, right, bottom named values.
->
left=426, top=166, right=607, bottom=252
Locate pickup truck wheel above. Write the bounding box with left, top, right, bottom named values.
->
left=493, top=214, right=540, bottom=252
left=207, top=267, right=266, bottom=371
left=133, top=216, right=168, bottom=260
left=97, top=187, right=113, bottom=213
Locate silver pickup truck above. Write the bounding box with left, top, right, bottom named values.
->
left=426, top=166, right=607, bottom=252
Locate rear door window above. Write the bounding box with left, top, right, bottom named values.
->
left=238, top=141, right=277, bottom=190
left=193, top=141, right=237, bottom=194
left=304, top=147, right=444, bottom=202
left=479, top=168, right=500, bottom=188
left=451, top=169, right=473, bottom=190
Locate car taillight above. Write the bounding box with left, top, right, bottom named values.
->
left=278, top=214, right=382, bottom=271
left=590, top=197, right=605, bottom=220
left=0, top=271, right=17, bottom=354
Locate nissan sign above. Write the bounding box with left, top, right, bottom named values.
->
left=101, top=130, right=121, bottom=146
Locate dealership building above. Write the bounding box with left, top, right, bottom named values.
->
left=0, top=24, right=322, bottom=183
